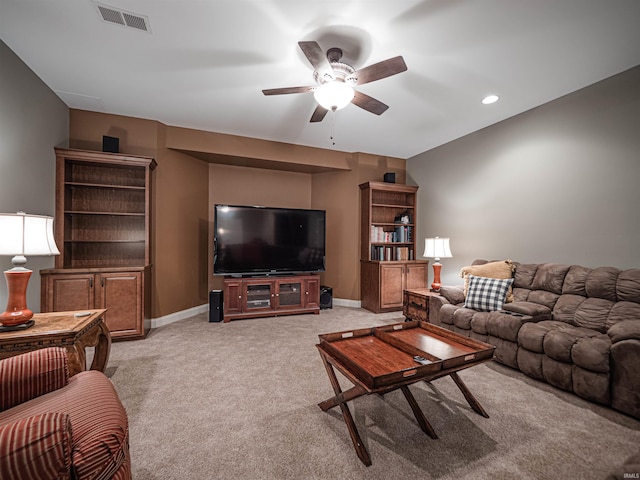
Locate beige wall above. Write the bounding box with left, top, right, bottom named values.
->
left=0, top=40, right=68, bottom=313
left=208, top=164, right=312, bottom=292
left=408, top=65, right=640, bottom=287
left=68, top=110, right=406, bottom=317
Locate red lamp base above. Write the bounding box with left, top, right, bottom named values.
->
left=430, top=262, right=442, bottom=292
left=0, top=269, right=34, bottom=327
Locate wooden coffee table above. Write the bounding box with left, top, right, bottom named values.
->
left=316, top=321, right=495, bottom=466
left=0, top=309, right=111, bottom=376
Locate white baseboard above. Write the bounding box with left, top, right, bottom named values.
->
left=150, top=304, right=208, bottom=329
left=333, top=297, right=361, bottom=308
left=150, top=298, right=362, bottom=329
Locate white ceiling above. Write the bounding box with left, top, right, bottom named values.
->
left=2, top=0, right=640, bottom=159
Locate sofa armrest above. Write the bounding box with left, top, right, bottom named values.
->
left=438, top=285, right=465, bottom=305
left=608, top=320, right=640, bottom=344
left=0, top=413, right=72, bottom=480
left=0, top=347, right=69, bottom=411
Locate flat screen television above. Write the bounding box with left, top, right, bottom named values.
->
left=213, top=204, right=326, bottom=276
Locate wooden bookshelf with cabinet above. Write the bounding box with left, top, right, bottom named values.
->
left=359, top=181, right=428, bottom=313
left=40, top=148, right=155, bottom=340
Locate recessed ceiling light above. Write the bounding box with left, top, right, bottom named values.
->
left=482, top=95, right=499, bottom=105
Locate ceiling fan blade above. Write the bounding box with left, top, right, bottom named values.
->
left=355, top=56, right=407, bottom=85
left=310, top=105, right=329, bottom=123
left=298, top=41, right=334, bottom=82
left=351, top=91, right=389, bottom=115
left=262, top=86, right=314, bottom=96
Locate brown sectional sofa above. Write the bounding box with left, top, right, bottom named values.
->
left=429, top=260, right=640, bottom=420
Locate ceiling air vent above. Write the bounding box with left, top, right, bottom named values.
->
left=94, top=2, right=151, bottom=33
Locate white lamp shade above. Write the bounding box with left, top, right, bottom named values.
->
left=423, top=237, right=452, bottom=259
left=0, top=212, right=60, bottom=256
left=313, top=81, right=355, bottom=111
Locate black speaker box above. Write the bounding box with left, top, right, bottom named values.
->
left=102, top=135, right=119, bottom=153
left=320, top=285, right=333, bottom=310
left=383, top=172, right=395, bottom=183
left=209, top=290, right=223, bottom=322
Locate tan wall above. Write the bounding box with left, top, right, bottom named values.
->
left=69, top=109, right=407, bottom=317
left=310, top=153, right=407, bottom=300
left=208, top=164, right=312, bottom=291
left=69, top=110, right=209, bottom=318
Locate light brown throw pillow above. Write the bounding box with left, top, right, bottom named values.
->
left=461, top=260, right=515, bottom=302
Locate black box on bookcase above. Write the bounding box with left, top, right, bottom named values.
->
left=102, top=135, right=119, bottom=153
left=383, top=172, right=395, bottom=183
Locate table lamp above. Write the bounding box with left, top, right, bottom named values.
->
left=0, top=212, right=60, bottom=329
left=423, top=236, right=453, bottom=292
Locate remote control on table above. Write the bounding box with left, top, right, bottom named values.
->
left=413, top=355, right=432, bottom=365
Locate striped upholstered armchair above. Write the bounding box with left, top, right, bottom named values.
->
left=0, top=347, right=130, bottom=479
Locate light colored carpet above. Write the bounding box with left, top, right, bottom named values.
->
left=105, top=306, right=640, bottom=479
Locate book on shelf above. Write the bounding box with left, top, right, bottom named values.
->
left=370, top=245, right=414, bottom=261
left=371, top=225, right=413, bottom=243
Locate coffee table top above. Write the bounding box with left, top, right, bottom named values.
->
left=317, top=321, right=495, bottom=390
left=0, top=309, right=107, bottom=344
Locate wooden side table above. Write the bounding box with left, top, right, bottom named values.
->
left=0, top=309, right=111, bottom=376
left=403, top=288, right=440, bottom=322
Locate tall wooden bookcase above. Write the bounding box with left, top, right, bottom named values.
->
left=359, top=181, right=428, bottom=313
left=40, top=148, right=156, bottom=340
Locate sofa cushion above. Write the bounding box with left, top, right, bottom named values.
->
left=503, top=301, right=552, bottom=318
left=531, top=263, right=571, bottom=295
left=527, top=289, right=561, bottom=310
left=571, top=334, right=611, bottom=373
left=513, top=263, right=538, bottom=290
left=0, top=412, right=72, bottom=480
left=586, top=267, right=620, bottom=302
left=518, top=320, right=569, bottom=353
left=573, top=298, right=613, bottom=333
left=485, top=311, right=533, bottom=342
left=464, top=275, right=514, bottom=312
left=543, top=326, right=600, bottom=363
left=452, top=307, right=476, bottom=331
left=461, top=260, right=514, bottom=302
left=616, top=268, right=640, bottom=303
left=607, top=302, right=640, bottom=330
left=562, top=265, right=591, bottom=296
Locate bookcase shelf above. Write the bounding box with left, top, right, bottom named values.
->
left=359, top=181, right=428, bottom=313
left=41, top=148, right=156, bottom=341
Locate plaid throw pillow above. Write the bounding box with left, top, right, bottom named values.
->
left=464, top=275, right=514, bottom=312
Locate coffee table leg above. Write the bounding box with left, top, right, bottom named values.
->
left=319, top=354, right=372, bottom=466
left=450, top=372, right=489, bottom=418
left=400, top=385, right=438, bottom=439
left=89, top=320, right=112, bottom=372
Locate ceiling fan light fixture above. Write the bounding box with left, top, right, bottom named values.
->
left=314, top=80, right=354, bottom=111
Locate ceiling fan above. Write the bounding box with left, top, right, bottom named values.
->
left=262, top=41, right=407, bottom=123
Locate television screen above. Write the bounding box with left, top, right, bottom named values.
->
left=213, top=205, right=326, bottom=275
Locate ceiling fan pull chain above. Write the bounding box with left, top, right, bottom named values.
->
left=330, top=111, right=336, bottom=146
